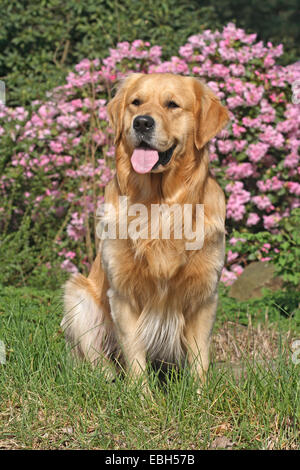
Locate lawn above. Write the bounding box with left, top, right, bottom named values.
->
left=0, top=284, right=299, bottom=450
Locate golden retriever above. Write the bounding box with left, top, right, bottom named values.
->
left=61, top=73, right=229, bottom=385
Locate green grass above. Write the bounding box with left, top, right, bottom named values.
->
left=0, top=285, right=299, bottom=450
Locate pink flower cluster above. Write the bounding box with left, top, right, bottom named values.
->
left=0, top=25, right=299, bottom=283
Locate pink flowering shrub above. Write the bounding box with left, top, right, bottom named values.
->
left=0, top=25, right=299, bottom=286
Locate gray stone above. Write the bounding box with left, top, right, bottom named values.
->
left=228, top=261, right=283, bottom=301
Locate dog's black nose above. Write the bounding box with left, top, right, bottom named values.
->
left=133, top=115, right=155, bottom=133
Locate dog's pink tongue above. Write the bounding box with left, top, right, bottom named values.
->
left=131, top=148, right=159, bottom=174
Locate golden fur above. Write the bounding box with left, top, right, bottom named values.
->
left=61, top=73, right=229, bottom=382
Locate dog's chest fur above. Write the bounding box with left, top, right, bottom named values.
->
left=101, top=232, right=223, bottom=308
left=102, top=234, right=223, bottom=363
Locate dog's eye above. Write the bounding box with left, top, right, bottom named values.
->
left=166, top=101, right=179, bottom=109
left=132, top=99, right=141, bottom=106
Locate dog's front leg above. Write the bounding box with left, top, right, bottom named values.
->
left=185, top=294, right=218, bottom=386
left=107, top=289, right=147, bottom=379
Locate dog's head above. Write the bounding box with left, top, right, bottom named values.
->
left=107, top=73, right=229, bottom=174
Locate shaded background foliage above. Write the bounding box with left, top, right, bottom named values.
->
left=1, top=0, right=299, bottom=107
left=201, top=0, right=300, bottom=65
left=0, top=0, right=217, bottom=106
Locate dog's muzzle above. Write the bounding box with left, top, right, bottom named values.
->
left=152, top=144, right=176, bottom=169
left=131, top=115, right=176, bottom=173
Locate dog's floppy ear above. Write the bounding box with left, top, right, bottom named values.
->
left=193, top=79, right=229, bottom=150
left=107, top=73, right=143, bottom=144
